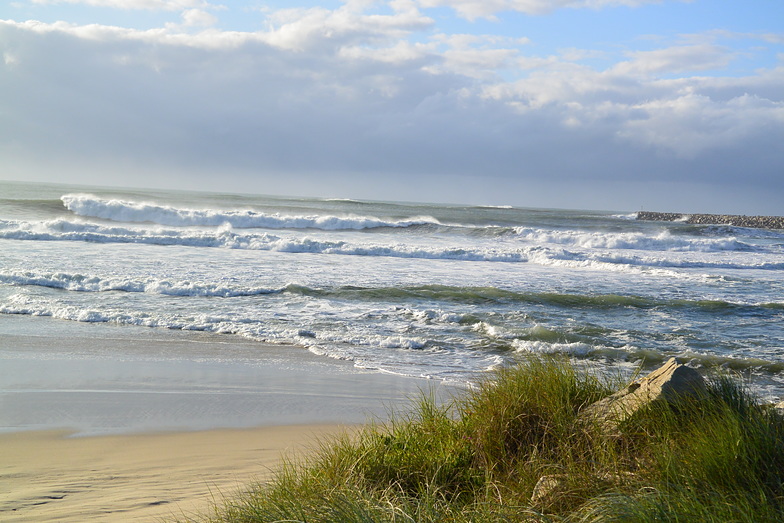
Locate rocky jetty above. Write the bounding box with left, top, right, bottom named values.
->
left=637, top=211, right=784, bottom=230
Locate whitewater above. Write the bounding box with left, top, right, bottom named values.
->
left=3, top=181, right=784, bottom=398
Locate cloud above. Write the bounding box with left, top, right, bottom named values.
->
left=416, top=0, right=682, bottom=20
left=258, top=2, right=433, bottom=52
left=0, top=2, right=782, bottom=213
left=612, top=43, right=733, bottom=75
left=478, top=56, right=784, bottom=161
left=425, top=34, right=529, bottom=78
left=617, top=92, right=784, bottom=157
left=760, top=33, right=784, bottom=45
left=29, top=0, right=212, bottom=10
left=179, top=8, right=217, bottom=28
left=3, top=50, right=19, bottom=65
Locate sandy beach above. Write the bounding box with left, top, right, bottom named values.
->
left=0, top=424, right=350, bottom=522
left=0, top=316, right=453, bottom=522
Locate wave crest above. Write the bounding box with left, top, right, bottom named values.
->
left=61, top=193, right=439, bottom=230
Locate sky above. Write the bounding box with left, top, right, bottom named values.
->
left=1, top=1, right=783, bottom=213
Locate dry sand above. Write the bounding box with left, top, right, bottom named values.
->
left=0, top=424, right=350, bottom=522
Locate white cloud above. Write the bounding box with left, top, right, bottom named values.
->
left=424, top=33, right=529, bottom=78
left=338, top=40, right=433, bottom=65
left=475, top=46, right=784, bottom=159
left=0, top=18, right=258, bottom=49
left=612, top=44, right=732, bottom=75
left=257, top=3, right=433, bottom=52
left=179, top=8, right=217, bottom=27
left=416, top=0, right=680, bottom=20
left=618, top=93, right=784, bottom=157
left=29, top=0, right=211, bottom=10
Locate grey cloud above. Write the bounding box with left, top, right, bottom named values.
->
left=1, top=14, right=782, bottom=213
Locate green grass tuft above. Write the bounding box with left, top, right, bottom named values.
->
left=177, top=357, right=784, bottom=522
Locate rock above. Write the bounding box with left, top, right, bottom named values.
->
left=579, top=358, right=707, bottom=433
left=530, top=472, right=643, bottom=508
left=530, top=474, right=568, bottom=506
left=637, top=211, right=784, bottom=230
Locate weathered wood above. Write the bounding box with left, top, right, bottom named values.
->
left=579, top=358, right=707, bottom=433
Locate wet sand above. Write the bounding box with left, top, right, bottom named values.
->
left=0, top=316, right=455, bottom=521
left=0, top=315, right=447, bottom=435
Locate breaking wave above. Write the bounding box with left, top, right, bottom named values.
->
left=2, top=286, right=782, bottom=381
left=3, top=218, right=783, bottom=274
left=61, top=193, right=439, bottom=230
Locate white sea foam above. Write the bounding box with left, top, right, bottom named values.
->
left=511, top=339, right=595, bottom=356
left=0, top=294, right=287, bottom=339
left=407, top=308, right=465, bottom=324
left=0, top=269, right=284, bottom=296
left=512, top=227, right=762, bottom=253
left=3, top=218, right=772, bottom=277
left=472, top=321, right=507, bottom=338
left=61, top=194, right=439, bottom=230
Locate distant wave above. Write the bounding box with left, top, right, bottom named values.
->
left=2, top=218, right=782, bottom=274
left=61, top=194, right=440, bottom=230
left=0, top=218, right=668, bottom=274
left=475, top=225, right=773, bottom=254
left=323, top=198, right=367, bottom=204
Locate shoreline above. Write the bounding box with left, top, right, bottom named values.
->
left=0, top=315, right=458, bottom=521
left=1, top=315, right=453, bottom=436
left=0, top=424, right=353, bottom=522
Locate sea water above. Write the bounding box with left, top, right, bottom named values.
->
left=2, top=180, right=784, bottom=398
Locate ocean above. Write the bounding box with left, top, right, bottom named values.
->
left=2, top=180, right=784, bottom=401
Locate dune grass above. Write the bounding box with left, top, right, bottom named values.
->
left=183, top=358, right=784, bottom=522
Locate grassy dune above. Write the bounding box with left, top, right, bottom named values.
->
left=183, top=358, right=784, bottom=522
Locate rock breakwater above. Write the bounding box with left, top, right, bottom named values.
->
left=637, top=211, right=784, bottom=230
